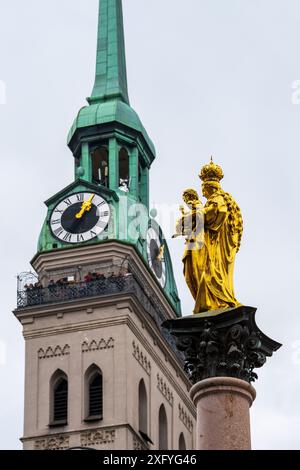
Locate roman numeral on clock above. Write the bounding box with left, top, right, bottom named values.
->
left=76, top=193, right=84, bottom=202
left=77, top=234, right=85, bottom=242
left=100, top=211, right=109, bottom=217
left=51, top=219, right=61, bottom=225
left=63, top=233, right=72, bottom=242
left=54, top=227, right=63, bottom=237
left=64, top=198, right=72, bottom=206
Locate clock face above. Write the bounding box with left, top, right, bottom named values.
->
left=146, top=227, right=166, bottom=288
left=50, top=192, right=110, bottom=244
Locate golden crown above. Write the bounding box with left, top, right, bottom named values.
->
left=199, top=157, right=224, bottom=183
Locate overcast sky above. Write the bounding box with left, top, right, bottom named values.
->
left=0, top=0, right=299, bottom=450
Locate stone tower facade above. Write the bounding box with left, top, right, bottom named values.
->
left=15, top=244, right=195, bottom=450
left=14, top=0, right=195, bottom=450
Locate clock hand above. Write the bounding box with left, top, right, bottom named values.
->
left=156, top=245, right=165, bottom=262
left=75, top=194, right=95, bottom=219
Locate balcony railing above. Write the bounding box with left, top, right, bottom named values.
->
left=17, top=270, right=184, bottom=365
left=17, top=274, right=166, bottom=324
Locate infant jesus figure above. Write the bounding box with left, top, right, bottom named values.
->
left=173, top=188, right=205, bottom=303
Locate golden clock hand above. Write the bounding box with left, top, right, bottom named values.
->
left=75, top=194, right=95, bottom=219
left=157, top=245, right=165, bottom=262
left=86, top=194, right=95, bottom=207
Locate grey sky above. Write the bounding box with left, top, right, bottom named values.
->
left=0, top=0, right=299, bottom=449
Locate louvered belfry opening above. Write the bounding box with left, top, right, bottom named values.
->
left=53, top=377, right=68, bottom=423
left=89, top=373, right=103, bottom=417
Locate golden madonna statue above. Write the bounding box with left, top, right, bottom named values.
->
left=173, top=158, right=243, bottom=313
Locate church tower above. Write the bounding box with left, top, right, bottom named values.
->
left=14, top=0, right=195, bottom=450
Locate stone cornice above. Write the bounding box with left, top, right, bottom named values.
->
left=14, top=293, right=135, bottom=325
left=21, top=422, right=134, bottom=443
left=21, top=422, right=151, bottom=448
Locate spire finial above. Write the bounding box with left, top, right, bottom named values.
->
left=88, top=0, right=129, bottom=105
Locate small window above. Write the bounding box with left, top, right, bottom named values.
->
left=179, top=433, right=187, bottom=450
left=138, top=379, right=153, bottom=446
left=139, top=379, right=148, bottom=435
left=91, top=147, right=109, bottom=186
left=50, top=370, right=68, bottom=426
left=159, top=404, right=168, bottom=450
left=54, top=379, right=68, bottom=422
left=89, top=373, right=103, bottom=417
left=119, top=147, right=130, bottom=191
left=138, top=163, right=142, bottom=195
left=85, top=365, right=103, bottom=421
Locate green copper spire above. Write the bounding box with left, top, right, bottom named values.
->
left=68, top=0, right=155, bottom=158
left=89, top=0, right=129, bottom=105
left=38, top=0, right=180, bottom=316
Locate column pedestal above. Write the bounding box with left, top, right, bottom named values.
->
left=190, top=377, right=256, bottom=450
left=163, top=306, right=281, bottom=451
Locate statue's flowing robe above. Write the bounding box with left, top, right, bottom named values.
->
left=193, top=193, right=241, bottom=313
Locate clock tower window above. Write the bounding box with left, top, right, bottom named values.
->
left=91, top=146, right=109, bottom=187
left=138, top=163, right=142, bottom=198
left=139, top=162, right=149, bottom=207
left=119, top=147, right=130, bottom=191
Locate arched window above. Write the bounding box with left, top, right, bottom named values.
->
left=158, top=404, right=168, bottom=450
left=91, top=147, right=109, bottom=186
left=138, top=379, right=148, bottom=435
left=85, top=365, right=103, bottom=420
left=50, top=370, right=68, bottom=425
left=138, top=162, right=142, bottom=196
left=179, top=432, right=187, bottom=450
left=119, top=147, right=129, bottom=191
